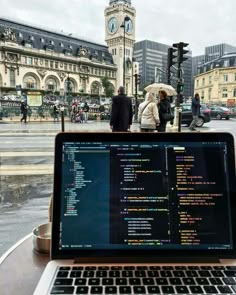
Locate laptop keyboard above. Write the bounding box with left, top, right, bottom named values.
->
left=50, top=265, right=236, bottom=294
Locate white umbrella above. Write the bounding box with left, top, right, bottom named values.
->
left=145, top=83, right=177, bottom=96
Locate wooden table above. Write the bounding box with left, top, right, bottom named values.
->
left=0, top=234, right=50, bottom=295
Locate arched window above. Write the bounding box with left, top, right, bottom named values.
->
left=46, top=78, right=57, bottom=91
left=64, top=79, right=75, bottom=93
left=234, top=88, right=236, bottom=97
left=23, top=75, right=37, bottom=89
left=91, top=82, right=100, bottom=95
left=222, top=88, right=228, bottom=98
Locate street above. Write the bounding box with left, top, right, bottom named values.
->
left=0, top=119, right=236, bottom=256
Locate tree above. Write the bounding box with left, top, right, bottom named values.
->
left=101, top=76, right=114, bottom=98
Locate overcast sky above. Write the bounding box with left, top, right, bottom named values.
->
left=0, top=0, right=236, bottom=56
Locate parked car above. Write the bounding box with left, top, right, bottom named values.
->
left=209, top=106, right=230, bottom=120
left=180, top=104, right=211, bottom=127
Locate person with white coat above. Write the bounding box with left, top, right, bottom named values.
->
left=138, top=92, right=160, bottom=132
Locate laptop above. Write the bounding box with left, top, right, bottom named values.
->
left=34, top=132, right=236, bottom=295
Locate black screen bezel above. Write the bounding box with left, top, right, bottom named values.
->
left=51, top=132, right=236, bottom=260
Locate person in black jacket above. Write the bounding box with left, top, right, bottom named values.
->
left=110, top=86, right=133, bottom=132
left=20, top=100, right=28, bottom=123
left=189, top=93, right=201, bottom=131
left=157, top=90, right=171, bottom=132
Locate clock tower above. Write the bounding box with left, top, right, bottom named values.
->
left=105, top=0, right=136, bottom=95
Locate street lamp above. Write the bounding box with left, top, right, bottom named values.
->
left=120, top=16, right=131, bottom=90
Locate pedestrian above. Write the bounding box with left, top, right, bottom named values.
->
left=189, top=93, right=201, bottom=131
left=157, top=90, right=173, bottom=132
left=138, top=92, right=160, bottom=132
left=20, top=100, right=28, bottom=123
left=53, top=102, right=59, bottom=122
left=71, top=101, right=79, bottom=122
left=110, top=86, right=133, bottom=132
left=83, top=102, right=90, bottom=123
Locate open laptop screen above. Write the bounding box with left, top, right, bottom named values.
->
left=55, top=134, right=234, bottom=254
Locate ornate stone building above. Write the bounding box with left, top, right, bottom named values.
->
left=0, top=16, right=117, bottom=99
left=194, top=53, right=236, bottom=105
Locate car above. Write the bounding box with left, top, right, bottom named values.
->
left=180, top=104, right=211, bottom=127
left=209, top=106, right=230, bottom=120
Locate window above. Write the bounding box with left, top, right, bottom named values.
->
left=40, top=38, right=45, bottom=43
left=46, top=78, right=57, bottom=91
left=59, top=42, right=64, bottom=47
left=55, top=62, right=58, bottom=69
left=50, top=61, right=54, bottom=68
left=224, top=60, right=230, bottom=67
left=202, top=78, right=205, bottom=86
left=45, top=60, right=49, bottom=67
left=64, top=63, right=68, bottom=70
left=234, top=88, right=236, bottom=97
left=23, top=76, right=37, bottom=89
left=99, top=69, right=101, bottom=76
left=223, top=74, right=228, bottom=82
left=222, top=88, right=228, bottom=98
left=209, top=76, right=212, bottom=84
left=91, top=82, right=100, bottom=95
left=95, top=69, right=98, bottom=75
left=73, top=65, right=76, bottom=72
left=208, top=88, right=212, bottom=101
left=201, top=91, right=204, bottom=99
left=27, top=57, right=33, bottom=65
left=69, top=64, right=72, bottom=71
left=10, top=69, right=15, bottom=87
left=196, top=80, right=199, bottom=87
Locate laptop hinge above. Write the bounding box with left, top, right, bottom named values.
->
left=74, top=256, right=221, bottom=264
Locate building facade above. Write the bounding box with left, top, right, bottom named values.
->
left=0, top=17, right=117, bottom=100
left=105, top=0, right=136, bottom=95
left=205, top=44, right=236, bottom=63
left=133, top=40, right=192, bottom=98
left=194, top=53, right=236, bottom=105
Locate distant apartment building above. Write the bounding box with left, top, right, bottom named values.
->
left=133, top=40, right=192, bottom=98
left=194, top=53, right=236, bottom=105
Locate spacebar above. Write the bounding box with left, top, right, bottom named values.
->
left=50, top=286, right=74, bottom=294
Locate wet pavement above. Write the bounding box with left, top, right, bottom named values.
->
left=0, top=119, right=236, bottom=257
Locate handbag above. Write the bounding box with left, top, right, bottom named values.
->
left=162, top=105, right=174, bottom=122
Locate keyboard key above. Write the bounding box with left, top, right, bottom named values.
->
left=116, top=278, right=127, bottom=285
left=147, top=286, right=160, bottom=294
left=183, top=278, right=195, bottom=285
left=162, top=286, right=174, bottom=293
left=162, top=266, right=173, bottom=270
left=111, top=266, right=122, bottom=270
left=105, top=286, right=117, bottom=294
left=212, top=270, right=224, bottom=277
left=147, top=270, right=159, bottom=277
left=209, top=278, right=223, bottom=285
left=188, top=266, right=199, bottom=270
left=109, top=271, right=120, bottom=277
left=75, top=279, right=87, bottom=285
left=200, top=266, right=212, bottom=270
left=124, top=266, right=135, bottom=270
left=51, top=286, right=74, bottom=294
left=186, top=271, right=198, bottom=277
left=196, top=278, right=209, bottom=285
left=160, top=271, right=172, bottom=277
left=133, top=286, right=146, bottom=294
left=76, top=286, right=89, bottom=294
left=198, top=270, right=211, bottom=277
left=156, top=278, right=168, bottom=285
left=143, top=278, right=154, bottom=285
left=54, top=279, right=73, bottom=286
left=91, top=286, right=103, bottom=294
left=224, top=271, right=236, bottom=277
left=149, top=266, right=161, bottom=270
left=57, top=271, right=68, bottom=278
left=83, top=271, right=94, bottom=278
left=218, top=286, right=233, bottom=293
left=135, top=270, right=146, bottom=277
left=214, top=266, right=226, bottom=270
left=169, top=278, right=182, bottom=285
left=189, top=286, right=204, bottom=294
left=98, top=266, right=109, bottom=270
left=137, top=266, right=148, bottom=270
left=85, top=266, right=96, bottom=270
left=226, top=266, right=236, bottom=270
left=96, top=271, right=107, bottom=278
left=173, top=270, right=185, bottom=277
left=175, top=266, right=186, bottom=270
left=122, top=270, right=133, bottom=277
left=222, top=277, right=236, bottom=285
left=59, top=267, right=71, bottom=271
left=73, top=266, right=84, bottom=271
left=88, top=279, right=100, bottom=286
left=175, top=286, right=189, bottom=293
left=102, top=278, right=114, bottom=285
left=204, top=286, right=218, bottom=293
left=120, top=286, right=132, bottom=294
left=70, top=271, right=82, bottom=278
left=129, top=278, right=141, bottom=285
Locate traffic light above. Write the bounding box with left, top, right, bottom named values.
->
left=134, top=74, right=141, bottom=85
left=167, top=47, right=178, bottom=68
left=173, top=42, right=189, bottom=65
left=177, top=82, right=184, bottom=94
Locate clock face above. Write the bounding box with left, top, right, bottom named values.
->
left=108, top=17, right=118, bottom=34
left=125, top=19, right=133, bottom=34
